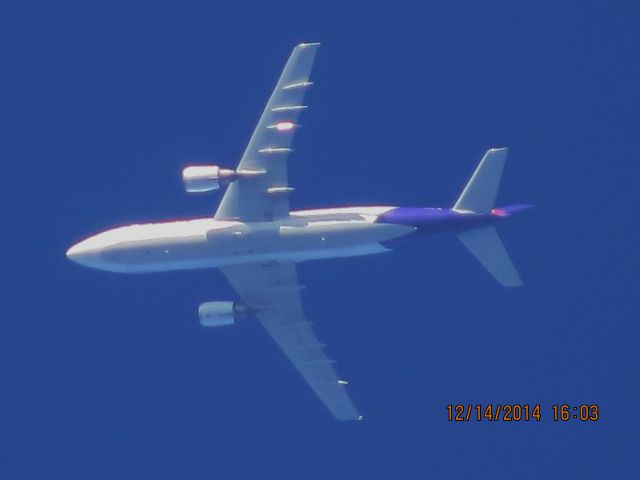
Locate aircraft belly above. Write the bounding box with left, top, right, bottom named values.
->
left=100, top=218, right=414, bottom=272
left=278, top=221, right=412, bottom=250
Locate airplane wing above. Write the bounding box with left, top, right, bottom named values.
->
left=214, top=43, right=320, bottom=222
left=220, top=261, right=361, bottom=421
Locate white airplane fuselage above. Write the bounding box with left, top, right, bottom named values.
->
left=66, top=206, right=417, bottom=273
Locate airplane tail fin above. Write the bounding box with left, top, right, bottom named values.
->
left=453, top=148, right=508, bottom=214
left=458, top=227, right=522, bottom=287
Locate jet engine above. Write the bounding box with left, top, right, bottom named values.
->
left=198, top=301, right=248, bottom=327
left=182, top=165, right=235, bottom=193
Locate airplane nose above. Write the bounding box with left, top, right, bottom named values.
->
left=66, top=240, right=100, bottom=267
left=66, top=230, right=122, bottom=271
left=66, top=243, right=83, bottom=260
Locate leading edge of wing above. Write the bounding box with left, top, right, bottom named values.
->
left=258, top=309, right=361, bottom=421
left=214, top=43, right=321, bottom=222
left=219, top=261, right=362, bottom=421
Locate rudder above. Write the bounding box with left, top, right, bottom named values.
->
left=453, top=148, right=508, bottom=214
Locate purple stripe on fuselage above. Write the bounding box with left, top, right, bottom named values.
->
left=377, top=207, right=493, bottom=234
left=376, top=205, right=531, bottom=247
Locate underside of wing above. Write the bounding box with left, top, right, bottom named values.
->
left=215, top=43, right=320, bottom=222
left=220, top=261, right=361, bottom=421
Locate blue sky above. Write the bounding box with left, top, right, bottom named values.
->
left=2, top=1, right=639, bottom=478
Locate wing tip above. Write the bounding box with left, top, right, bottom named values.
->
left=297, top=42, right=321, bottom=48
left=487, top=147, right=509, bottom=159
left=334, top=412, right=363, bottom=422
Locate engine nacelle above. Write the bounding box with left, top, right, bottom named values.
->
left=198, top=301, right=247, bottom=327
left=182, top=165, right=234, bottom=193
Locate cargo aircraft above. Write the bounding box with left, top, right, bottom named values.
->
left=67, top=43, right=530, bottom=420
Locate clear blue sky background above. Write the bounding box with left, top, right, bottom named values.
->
left=2, top=1, right=639, bottom=478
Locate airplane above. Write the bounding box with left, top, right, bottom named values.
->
left=66, top=43, right=531, bottom=421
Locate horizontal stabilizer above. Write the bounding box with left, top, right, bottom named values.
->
left=454, top=148, right=508, bottom=214
left=458, top=227, right=522, bottom=287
